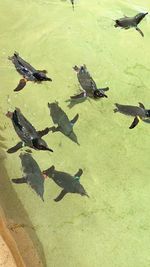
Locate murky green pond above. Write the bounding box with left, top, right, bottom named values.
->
left=0, top=0, right=150, bottom=266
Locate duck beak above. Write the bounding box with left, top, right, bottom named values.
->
left=45, top=147, right=53, bottom=152
left=103, top=94, right=108, bottom=98
left=46, top=77, right=52, bottom=82
left=82, top=192, right=89, bottom=198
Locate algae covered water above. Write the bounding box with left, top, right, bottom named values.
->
left=0, top=0, right=150, bottom=266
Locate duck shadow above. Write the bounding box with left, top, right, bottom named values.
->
left=0, top=146, right=47, bottom=267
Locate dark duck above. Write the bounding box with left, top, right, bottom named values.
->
left=48, top=102, right=79, bottom=145
left=43, top=166, right=89, bottom=202
left=114, top=102, right=150, bottom=129
left=69, top=65, right=109, bottom=107
left=70, top=0, right=74, bottom=10
left=114, top=12, right=148, bottom=37
left=12, top=153, right=46, bottom=201
left=9, top=52, right=52, bottom=91
left=6, top=108, right=53, bottom=153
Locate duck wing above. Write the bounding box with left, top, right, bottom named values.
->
left=7, top=142, right=23, bottom=153
left=54, top=189, right=67, bottom=202
left=129, top=116, right=140, bottom=129
left=136, top=27, right=144, bottom=37
left=14, top=79, right=27, bottom=92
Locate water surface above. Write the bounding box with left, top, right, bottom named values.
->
left=0, top=0, right=150, bottom=266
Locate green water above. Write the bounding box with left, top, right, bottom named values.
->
left=0, top=0, right=150, bottom=266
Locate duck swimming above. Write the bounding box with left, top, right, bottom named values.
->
left=114, top=102, right=150, bottom=129
left=6, top=108, right=53, bottom=153
left=9, top=52, right=52, bottom=91
left=114, top=12, right=148, bottom=37
left=69, top=65, right=109, bottom=106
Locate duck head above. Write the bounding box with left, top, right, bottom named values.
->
left=32, top=138, right=53, bottom=152
left=145, top=109, right=150, bottom=117
left=114, top=19, right=121, bottom=27
left=73, top=65, right=87, bottom=74
left=135, top=12, right=148, bottom=25
left=33, top=71, right=52, bottom=81
left=93, top=89, right=108, bottom=99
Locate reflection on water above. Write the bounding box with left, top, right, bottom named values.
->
left=0, top=0, right=150, bottom=266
